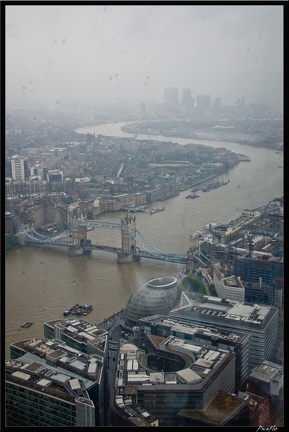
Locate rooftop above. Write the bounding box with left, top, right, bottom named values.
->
left=170, top=293, right=275, bottom=327
left=178, top=391, right=247, bottom=425
left=9, top=336, right=103, bottom=385
left=138, top=314, right=246, bottom=344
left=6, top=356, right=94, bottom=404
left=250, top=360, right=283, bottom=383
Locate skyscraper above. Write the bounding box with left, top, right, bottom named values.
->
left=197, top=94, right=211, bottom=109
left=182, top=88, right=192, bottom=108
left=164, top=87, right=179, bottom=106
left=11, top=156, right=28, bottom=181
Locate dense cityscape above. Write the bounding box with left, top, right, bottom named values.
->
left=5, top=93, right=283, bottom=427
left=5, top=2, right=283, bottom=428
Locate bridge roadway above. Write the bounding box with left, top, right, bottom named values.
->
left=83, top=244, right=187, bottom=264
left=78, top=220, right=122, bottom=230
left=22, top=231, right=188, bottom=264
left=21, top=220, right=204, bottom=266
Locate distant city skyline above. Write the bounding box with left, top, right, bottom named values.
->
left=5, top=4, right=283, bottom=111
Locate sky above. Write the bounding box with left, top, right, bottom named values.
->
left=5, top=4, right=284, bottom=110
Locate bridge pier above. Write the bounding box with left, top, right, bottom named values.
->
left=117, top=253, right=133, bottom=264
left=117, top=253, right=141, bottom=264
left=17, top=232, right=26, bottom=246
left=67, top=245, right=85, bottom=257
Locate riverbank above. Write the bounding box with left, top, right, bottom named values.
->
left=5, top=245, right=22, bottom=254
left=176, top=171, right=231, bottom=192
left=121, top=122, right=283, bottom=151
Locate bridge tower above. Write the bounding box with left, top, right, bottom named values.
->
left=17, top=230, right=26, bottom=246
left=67, top=218, right=87, bottom=256
left=186, top=248, right=195, bottom=272
left=117, top=211, right=138, bottom=264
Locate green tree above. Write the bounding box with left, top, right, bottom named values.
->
left=55, top=220, right=67, bottom=231
left=5, top=234, right=19, bottom=252
left=176, top=274, right=206, bottom=302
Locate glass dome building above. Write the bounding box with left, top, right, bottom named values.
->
left=124, top=276, right=178, bottom=324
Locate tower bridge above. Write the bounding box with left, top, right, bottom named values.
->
left=18, top=213, right=207, bottom=270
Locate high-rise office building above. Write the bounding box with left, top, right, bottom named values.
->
left=164, top=87, right=179, bottom=105
left=212, top=97, right=222, bottom=116
left=182, top=88, right=192, bottom=107
left=11, top=156, right=28, bottom=181
left=196, top=94, right=211, bottom=116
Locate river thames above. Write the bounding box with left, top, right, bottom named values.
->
left=5, top=122, right=283, bottom=358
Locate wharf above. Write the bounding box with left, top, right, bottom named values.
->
left=97, top=309, right=124, bottom=331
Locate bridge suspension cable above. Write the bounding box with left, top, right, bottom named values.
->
left=134, top=228, right=187, bottom=258
left=29, top=228, right=71, bottom=240
left=24, top=231, right=73, bottom=245
left=199, top=252, right=211, bottom=264
left=130, top=232, right=187, bottom=261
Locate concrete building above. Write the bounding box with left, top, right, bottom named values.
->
left=136, top=314, right=249, bottom=392
left=212, top=262, right=245, bottom=302
left=111, top=337, right=236, bottom=426
left=6, top=337, right=104, bottom=426
left=43, top=318, right=109, bottom=360
left=47, top=169, right=63, bottom=182
left=11, top=156, right=28, bottom=181
left=169, top=293, right=279, bottom=373
left=247, top=360, right=283, bottom=406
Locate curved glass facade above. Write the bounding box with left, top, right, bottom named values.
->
left=124, top=276, right=178, bottom=323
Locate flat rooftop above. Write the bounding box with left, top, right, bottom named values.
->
left=170, top=293, right=273, bottom=326
left=178, top=391, right=247, bottom=425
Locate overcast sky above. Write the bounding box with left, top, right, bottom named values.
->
left=5, top=4, right=283, bottom=110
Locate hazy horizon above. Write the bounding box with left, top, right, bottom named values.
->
left=5, top=4, right=283, bottom=111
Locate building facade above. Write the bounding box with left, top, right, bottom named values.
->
left=6, top=337, right=104, bottom=426
left=11, top=156, right=28, bottom=181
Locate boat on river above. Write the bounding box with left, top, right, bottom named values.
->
left=63, top=304, right=93, bottom=317
left=21, top=322, right=33, bottom=328
left=83, top=304, right=93, bottom=316
left=189, top=231, right=201, bottom=239
left=186, top=191, right=200, bottom=199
